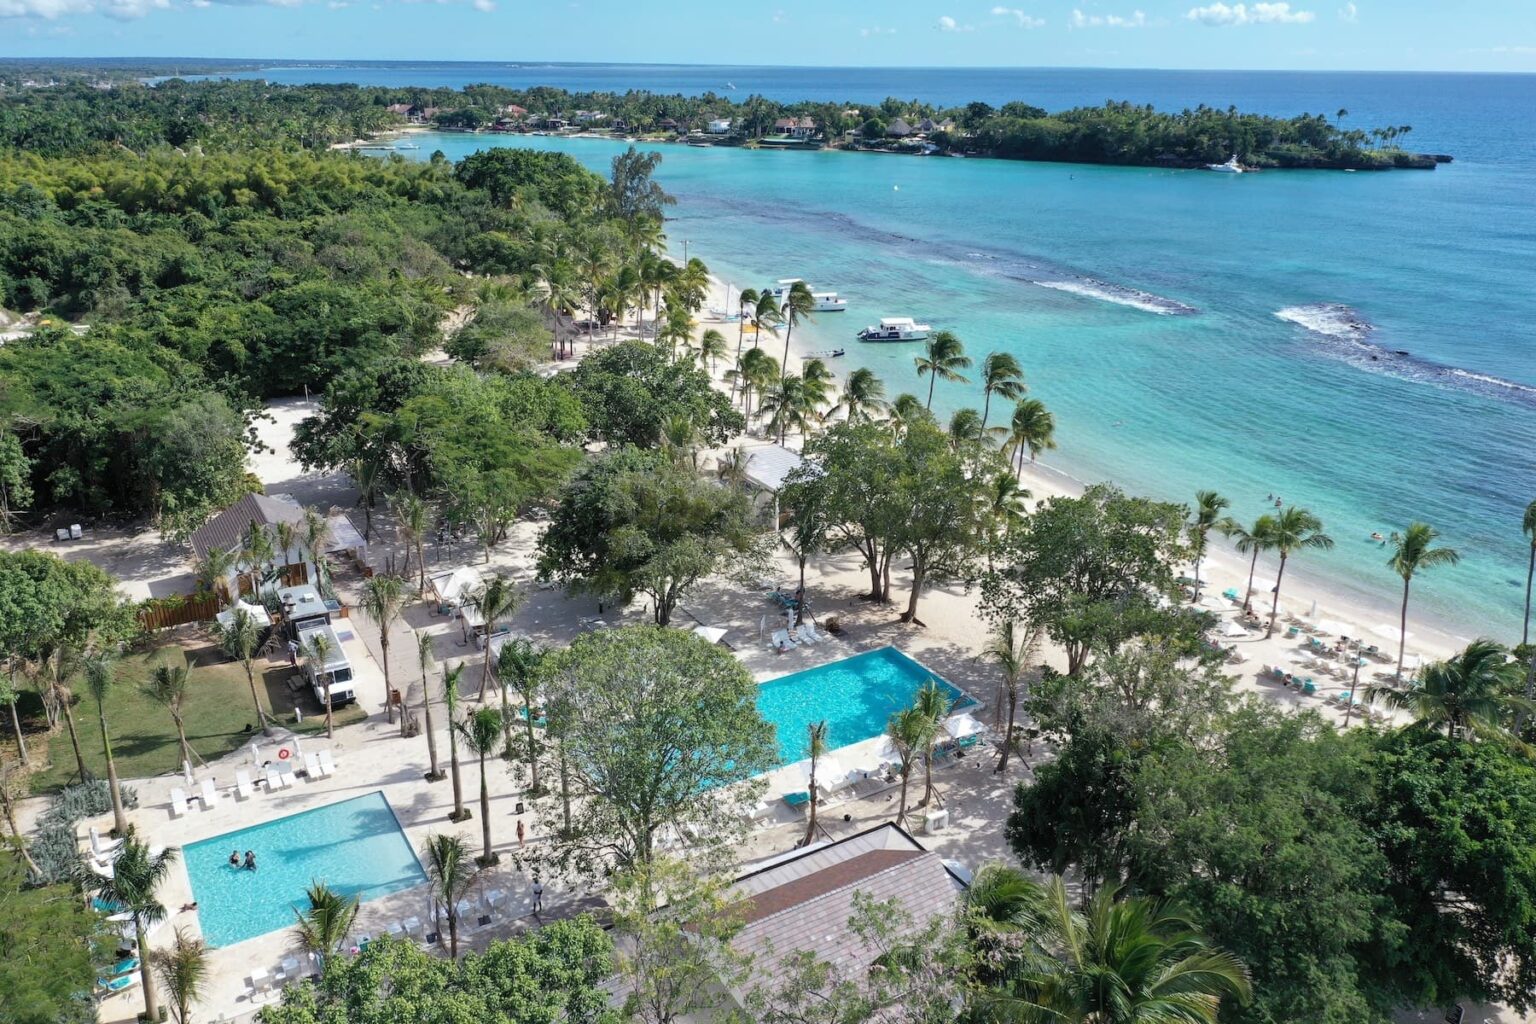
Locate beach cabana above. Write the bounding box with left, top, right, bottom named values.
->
left=738, top=442, right=813, bottom=526
left=428, top=566, right=483, bottom=614
left=944, top=714, right=985, bottom=741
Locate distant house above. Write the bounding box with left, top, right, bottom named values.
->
left=707, top=117, right=733, bottom=134
left=572, top=110, right=609, bottom=125
left=886, top=117, right=914, bottom=139
left=917, top=117, right=939, bottom=135
left=773, top=117, right=797, bottom=134
left=503, top=104, right=527, bottom=117
left=385, top=103, right=412, bottom=117
left=190, top=492, right=312, bottom=598
left=656, top=117, right=680, bottom=132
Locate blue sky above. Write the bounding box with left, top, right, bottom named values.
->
left=4, top=0, right=1536, bottom=73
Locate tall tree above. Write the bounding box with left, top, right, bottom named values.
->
left=292, top=881, right=359, bottom=970
left=1387, top=522, right=1460, bottom=677
left=301, top=630, right=337, bottom=740
left=1264, top=506, right=1334, bottom=639
left=776, top=280, right=816, bottom=389
left=1219, top=513, right=1277, bottom=615
left=1005, top=397, right=1058, bottom=472
left=1368, top=638, right=1528, bottom=742
left=978, top=351, right=1026, bottom=435
left=912, top=679, right=955, bottom=809
left=536, top=627, right=774, bottom=876
left=152, top=928, right=209, bottom=1024
left=471, top=575, right=522, bottom=702
left=421, top=833, right=481, bottom=959
left=1187, top=490, right=1230, bottom=606
left=893, top=419, right=989, bottom=625
left=885, top=707, right=929, bottom=827
left=392, top=491, right=432, bottom=595
left=730, top=287, right=760, bottom=392
left=82, top=651, right=128, bottom=835
left=142, top=663, right=200, bottom=770
left=607, top=146, right=675, bottom=225
left=913, top=330, right=972, bottom=411
left=360, top=574, right=409, bottom=728
left=94, top=838, right=176, bottom=1023
left=442, top=664, right=470, bottom=822
left=497, top=637, right=546, bottom=792
left=800, top=720, right=830, bottom=849
left=988, top=619, right=1039, bottom=774
left=210, top=605, right=273, bottom=735
left=835, top=367, right=888, bottom=425
left=415, top=631, right=443, bottom=781
left=460, top=707, right=503, bottom=866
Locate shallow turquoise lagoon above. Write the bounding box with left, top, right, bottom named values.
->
left=756, top=647, right=972, bottom=765
left=184, top=792, right=425, bottom=948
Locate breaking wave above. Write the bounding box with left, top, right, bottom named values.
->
left=1033, top=278, right=1199, bottom=316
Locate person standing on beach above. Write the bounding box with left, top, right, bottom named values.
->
left=516, top=819, right=525, bottom=847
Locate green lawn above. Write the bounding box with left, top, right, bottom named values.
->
left=26, top=639, right=366, bottom=794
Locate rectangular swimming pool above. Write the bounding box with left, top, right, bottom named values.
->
left=756, top=646, right=972, bottom=765
left=184, top=791, right=426, bottom=948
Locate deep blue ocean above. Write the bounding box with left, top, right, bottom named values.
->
left=212, top=63, right=1536, bottom=639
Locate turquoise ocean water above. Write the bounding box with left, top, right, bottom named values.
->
left=289, top=64, right=1536, bottom=639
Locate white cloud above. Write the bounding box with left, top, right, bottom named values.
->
left=859, top=24, right=896, bottom=36
left=1186, top=2, right=1315, bottom=26
left=1338, top=1, right=1356, bottom=21
left=1, top=0, right=485, bottom=14
left=470, top=0, right=492, bottom=10
left=1069, top=8, right=1146, bottom=28
left=991, top=5, right=1044, bottom=27
left=771, top=8, right=784, bottom=22
left=938, top=14, right=974, bottom=31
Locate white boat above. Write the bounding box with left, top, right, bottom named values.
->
left=857, top=317, right=931, bottom=343
left=1207, top=155, right=1244, bottom=173
left=767, top=278, right=805, bottom=302
left=811, top=291, right=847, bottom=312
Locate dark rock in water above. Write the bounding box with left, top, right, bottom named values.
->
left=1432, top=154, right=1455, bottom=164
left=1395, top=350, right=1410, bottom=356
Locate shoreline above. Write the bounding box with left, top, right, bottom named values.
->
left=687, top=269, right=1469, bottom=665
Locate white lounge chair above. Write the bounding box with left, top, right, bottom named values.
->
left=265, top=767, right=283, bottom=791
left=769, top=629, right=796, bottom=652
left=170, top=788, right=190, bottom=818
left=402, top=915, right=423, bottom=938
left=799, top=621, right=825, bottom=643
left=200, top=778, right=219, bottom=809
left=318, top=750, right=336, bottom=777
left=484, top=888, right=506, bottom=911
left=304, top=752, right=322, bottom=779
left=385, top=920, right=406, bottom=939
left=87, top=855, right=115, bottom=879
left=89, top=827, right=123, bottom=858
left=235, top=770, right=254, bottom=800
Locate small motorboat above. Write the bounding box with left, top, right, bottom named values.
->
left=857, top=317, right=931, bottom=343
left=1207, top=155, right=1244, bottom=173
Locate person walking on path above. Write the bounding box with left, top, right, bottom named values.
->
left=516, top=819, right=525, bottom=847
left=531, top=879, right=543, bottom=917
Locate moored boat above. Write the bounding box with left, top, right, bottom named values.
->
left=857, top=317, right=931, bottom=342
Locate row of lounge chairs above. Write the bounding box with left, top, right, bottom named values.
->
left=170, top=750, right=338, bottom=818
left=769, top=621, right=827, bottom=652
left=96, top=954, right=140, bottom=998
left=1259, top=666, right=1390, bottom=723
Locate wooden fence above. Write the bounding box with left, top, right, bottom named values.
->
left=137, top=593, right=223, bottom=632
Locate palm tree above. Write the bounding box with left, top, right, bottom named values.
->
left=948, top=408, right=987, bottom=452
left=836, top=367, right=888, bottom=424
left=95, top=838, right=177, bottom=1022
left=749, top=289, right=782, bottom=353
left=695, top=328, right=729, bottom=374
left=758, top=374, right=813, bottom=446
left=152, top=928, right=208, bottom=1024
left=37, top=644, right=88, bottom=783
left=662, top=414, right=703, bottom=470
left=1220, top=514, right=1278, bottom=615
left=193, top=546, right=235, bottom=603
left=421, top=833, right=481, bottom=959
left=913, top=680, right=954, bottom=810
left=274, top=521, right=298, bottom=582
left=142, top=664, right=200, bottom=770
left=359, top=574, right=409, bottom=730
left=1523, top=499, right=1536, bottom=649
left=1006, top=398, right=1058, bottom=472
left=913, top=331, right=972, bottom=410
left=460, top=707, right=503, bottom=865
left=497, top=638, right=545, bottom=792
left=886, top=707, right=929, bottom=827
left=301, top=631, right=337, bottom=739
left=1265, top=507, right=1334, bottom=639
left=211, top=606, right=273, bottom=735
left=889, top=393, right=929, bottom=438
left=737, top=347, right=780, bottom=426
left=1387, top=522, right=1460, bottom=677
left=83, top=651, right=128, bottom=835
left=392, top=492, right=432, bottom=595
left=302, top=506, right=332, bottom=584
left=987, top=620, right=1038, bottom=773
left=984, top=875, right=1252, bottom=1024
left=471, top=576, right=522, bottom=702
left=731, top=287, right=759, bottom=388
left=978, top=351, right=1027, bottom=435
left=442, top=664, right=470, bottom=822
left=292, top=881, right=359, bottom=970
left=777, top=280, right=816, bottom=388
left=716, top=446, right=750, bottom=490
left=800, top=720, right=829, bottom=848
left=800, top=358, right=836, bottom=425
left=1368, top=638, right=1528, bottom=742
left=1188, top=490, right=1231, bottom=606
left=416, top=631, right=443, bottom=781
left=658, top=304, right=693, bottom=363
left=240, top=520, right=274, bottom=598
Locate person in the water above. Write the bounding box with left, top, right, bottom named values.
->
left=229, top=850, right=240, bottom=867
left=243, top=850, right=257, bottom=871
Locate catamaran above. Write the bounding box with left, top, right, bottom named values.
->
left=769, top=278, right=847, bottom=312
left=857, top=317, right=931, bottom=342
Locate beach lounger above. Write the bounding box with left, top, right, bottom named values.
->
left=108, top=957, right=139, bottom=978
left=781, top=789, right=811, bottom=810
left=304, top=752, right=322, bottom=779
left=318, top=750, right=337, bottom=777
left=200, top=778, right=219, bottom=809
left=98, top=973, right=138, bottom=995
left=89, top=827, right=123, bottom=860
left=235, top=770, right=254, bottom=800
left=799, top=621, right=826, bottom=643
left=403, top=915, right=423, bottom=937
left=769, top=629, right=796, bottom=652
left=170, top=787, right=189, bottom=818
left=793, top=625, right=816, bottom=645
left=87, top=856, right=114, bottom=879
left=264, top=767, right=283, bottom=791
left=386, top=920, right=406, bottom=939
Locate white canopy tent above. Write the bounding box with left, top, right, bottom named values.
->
left=944, top=713, right=986, bottom=740
left=1220, top=619, right=1249, bottom=638
left=691, top=624, right=728, bottom=645
left=428, top=566, right=483, bottom=611
left=215, top=599, right=269, bottom=631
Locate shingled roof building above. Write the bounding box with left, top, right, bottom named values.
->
left=189, top=492, right=312, bottom=596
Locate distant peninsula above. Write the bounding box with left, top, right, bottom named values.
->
left=0, top=65, right=1451, bottom=171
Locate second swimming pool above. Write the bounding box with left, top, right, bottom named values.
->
left=756, top=646, right=972, bottom=765
left=184, top=791, right=425, bottom=948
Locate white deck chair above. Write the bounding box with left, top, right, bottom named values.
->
left=769, top=629, right=796, bottom=651
left=200, top=778, right=220, bottom=809
left=318, top=750, right=336, bottom=777
left=304, top=752, right=322, bottom=780
left=89, top=827, right=123, bottom=858
left=234, top=770, right=254, bottom=800
left=799, top=621, right=824, bottom=643
left=170, top=787, right=190, bottom=818
left=385, top=920, right=406, bottom=940
left=265, top=767, right=283, bottom=791
left=402, top=915, right=423, bottom=938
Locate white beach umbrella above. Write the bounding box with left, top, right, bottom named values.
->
left=790, top=754, right=844, bottom=790
left=944, top=714, right=986, bottom=740
left=1198, top=595, right=1227, bottom=611
left=1220, top=619, right=1249, bottom=639
left=182, top=760, right=195, bottom=787
left=691, top=625, right=728, bottom=645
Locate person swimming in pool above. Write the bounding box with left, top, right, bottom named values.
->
left=229, top=850, right=240, bottom=867
left=243, top=850, right=257, bottom=871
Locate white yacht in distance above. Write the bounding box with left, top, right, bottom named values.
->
left=768, top=278, right=847, bottom=312
left=857, top=316, right=931, bottom=342
left=1207, top=155, right=1244, bottom=173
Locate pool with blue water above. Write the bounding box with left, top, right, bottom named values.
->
left=756, top=647, right=972, bottom=765
left=184, top=791, right=425, bottom=948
